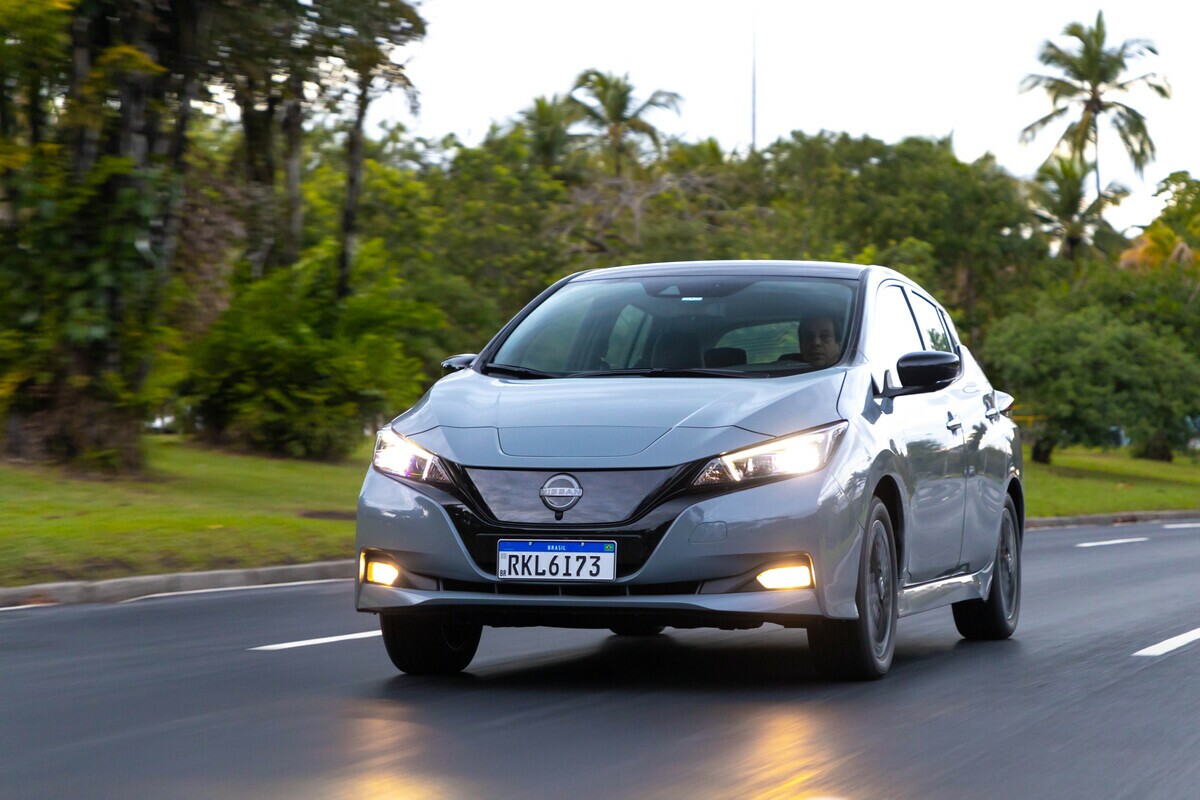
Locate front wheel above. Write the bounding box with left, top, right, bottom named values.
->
left=808, top=497, right=897, bottom=681
left=379, top=615, right=482, bottom=675
left=952, top=495, right=1021, bottom=640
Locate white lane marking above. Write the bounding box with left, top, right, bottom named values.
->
left=120, top=578, right=351, bottom=603
left=1133, top=627, right=1200, bottom=657
left=0, top=603, right=60, bottom=612
left=1163, top=523, right=1200, bottom=529
left=250, top=630, right=381, bottom=651
left=1075, top=537, right=1149, bottom=548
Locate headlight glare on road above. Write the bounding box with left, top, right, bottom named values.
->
left=694, top=422, right=847, bottom=486
left=373, top=428, right=451, bottom=484
left=365, top=560, right=400, bottom=586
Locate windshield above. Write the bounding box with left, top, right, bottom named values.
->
left=489, top=275, right=858, bottom=377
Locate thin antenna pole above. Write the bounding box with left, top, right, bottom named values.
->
left=751, top=27, right=758, bottom=152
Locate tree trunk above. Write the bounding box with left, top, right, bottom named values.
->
left=237, top=82, right=278, bottom=278
left=1031, top=435, right=1055, bottom=465
left=338, top=73, right=371, bottom=301
left=281, top=73, right=304, bottom=266
left=28, top=74, right=43, bottom=146
left=156, top=0, right=211, bottom=284
left=70, top=3, right=101, bottom=177
left=1132, top=432, right=1173, bottom=462
left=0, top=64, right=15, bottom=228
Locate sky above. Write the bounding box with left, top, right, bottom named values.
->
left=372, top=1, right=1200, bottom=233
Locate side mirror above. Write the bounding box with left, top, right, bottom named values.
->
left=441, top=353, right=477, bottom=375
left=994, top=390, right=1015, bottom=416
left=880, top=351, right=960, bottom=398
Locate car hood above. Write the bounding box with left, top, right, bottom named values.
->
left=391, top=369, right=849, bottom=469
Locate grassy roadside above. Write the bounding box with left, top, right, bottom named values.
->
left=0, top=436, right=371, bottom=587
left=1, top=438, right=1198, bottom=587
left=1021, top=446, right=1200, bottom=518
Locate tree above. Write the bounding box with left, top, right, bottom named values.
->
left=518, top=94, right=585, bottom=179
left=1029, top=155, right=1127, bottom=260
left=982, top=306, right=1200, bottom=463
left=570, top=70, right=680, bottom=178
left=317, top=0, right=425, bottom=300
left=0, top=0, right=214, bottom=470
left=1021, top=11, right=1170, bottom=197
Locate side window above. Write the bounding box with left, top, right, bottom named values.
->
left=871, top=285, right=924, bottom=386
left=909, top=294, right=954, bottom=353
left=603, top=305, right=649, bottom=369
left=715, top=322, right=798, bottom=363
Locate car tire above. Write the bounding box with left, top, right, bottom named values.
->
left=809, top=496, right=897, bottom=681
left=952, top=495, right=1021, bottom=640
left=379, top=615, right=482, bottom=675
left=609, top=623, right=666, bottom=637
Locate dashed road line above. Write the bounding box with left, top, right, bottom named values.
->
left=1075, top=537, right=1149, bottom=548
left=250, top=630, right=381, bottom=651
left=1163, top=522, right=1200, bottom=530
left=1134, top=627, right=1200, bottom=657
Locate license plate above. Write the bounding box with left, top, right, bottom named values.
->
left=496, top=540, right=617, bottom=581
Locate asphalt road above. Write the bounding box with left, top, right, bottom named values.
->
left=3, top=519, right=1200, bottom=799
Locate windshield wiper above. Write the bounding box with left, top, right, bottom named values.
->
left=482, top=363, right=561, bottom=379
left=570, top=367, right=760, bottom=379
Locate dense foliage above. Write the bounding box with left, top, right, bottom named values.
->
left=0, top=3, right=1195, bottom=468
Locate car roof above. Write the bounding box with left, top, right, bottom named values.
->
left=570, top=260, right=873, bottom=282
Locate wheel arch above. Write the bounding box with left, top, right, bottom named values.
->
left=871, top=474, right=905, bottom=574
left=1005, top=476, right=1025, bottom=542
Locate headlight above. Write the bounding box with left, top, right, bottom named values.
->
left=373, top=428, right=451, bottom=484
left=693, top=422, right=848, bottom=486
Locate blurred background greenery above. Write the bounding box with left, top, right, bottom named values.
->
left=0, top=3, right=1197, bottom=582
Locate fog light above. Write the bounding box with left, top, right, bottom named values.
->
left=366, top=561, right=400, bottom=586
left=757, top=565, right=812, bottom=590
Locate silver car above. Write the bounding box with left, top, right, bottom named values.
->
left=356, top=261, right=1023, bottom=680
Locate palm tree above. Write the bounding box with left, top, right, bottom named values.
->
left=520, top=94, right=584, bottom=177
left=570, top=70, right=681, bottom=178
left=1021, top=11, right=1170, bottom=197
left=1029, top=155, right=1127, bottom=260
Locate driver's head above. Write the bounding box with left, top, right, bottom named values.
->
left=799, top=316, right=842, bottom=368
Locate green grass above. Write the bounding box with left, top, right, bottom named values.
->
left=1023, top=446, right=1200, bottom=518
left=0, top=436, right=372, bottom=587
left=1, top=438, right=1198, bottom=587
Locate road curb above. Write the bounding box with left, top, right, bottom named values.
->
left=1025, top=509, right=1200, bottom=529
left=3, top=509, right=1199, bottom=608
left=0, top=559, right=355, bottom=608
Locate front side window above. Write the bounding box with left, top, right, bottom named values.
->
left=909, top=294, right=955, bottom=353
left=869, top=284, right=924, bottom=387
left=490, top=276, right=858, bottom=377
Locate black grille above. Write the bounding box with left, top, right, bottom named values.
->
left=440, top=578, right=701, bottom=596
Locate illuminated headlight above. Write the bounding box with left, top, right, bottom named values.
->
left=694, top=422, right=848, bottom=486
left=373, top=428, right=451, bottom=484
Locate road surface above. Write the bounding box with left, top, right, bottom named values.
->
left=3, top=519, right=1199, bottom=799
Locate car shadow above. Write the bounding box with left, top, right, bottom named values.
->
left=364, top=626, right=1025, bottom=700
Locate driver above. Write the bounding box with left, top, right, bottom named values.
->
left=799, top=316, right=842, bottom=368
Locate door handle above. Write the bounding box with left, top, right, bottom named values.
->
left=946, top=414, right=962, bottom=431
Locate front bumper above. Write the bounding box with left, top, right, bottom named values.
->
left=355, top=466, right=864, bottom=625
